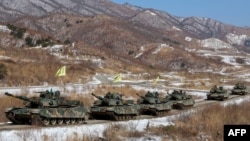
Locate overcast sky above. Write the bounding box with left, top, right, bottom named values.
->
left=112, top=0, right=250, bottom=27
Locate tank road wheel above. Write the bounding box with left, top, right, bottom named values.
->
left=76, top=119, right=84, bottom=124
left=50, top=119, right=57, bottom=125
left=71, top=119, right=76, bottom=124
left=84, top=114, right=89, bottom=120
left=64, top=119, right=70, bottom=125
left=114, top=116, right=118, bottom=121
left=116, top=116, right=119, bottom=121
left=117, top=116, right=121, bottom=121
left=117, top=116, right=122, bottom=121
left=31, top=114, right=40, bottom=126
left=128, top=115, right=131, bottom=120
left=41, top=118, right=50, bottom=126
left=57, top=119, right=63, bottom=125
left=125, top=115, right=129, bottom=120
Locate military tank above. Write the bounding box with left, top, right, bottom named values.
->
left=136, top=91, right=172, bottom=116
left=90, top=92, right=138, bottom=121
left=163, top=90, right=195, bottom=109
left=5, top=90, right=89, bottom=126
left=206, top=85, right=229, bottom=101
left=231, top=82, right=248, bottom=95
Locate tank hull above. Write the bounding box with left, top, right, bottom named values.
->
left=172, top=99, right=195, bottom=110
left=207, top=93, right=229, bottom=101
left=231, top=89, right=248, bottom=95
left=90, top=105, right=138, bottom=121
left=138, top=102, right=172, bottom=116
left=5, top=106, right=88, bottom=126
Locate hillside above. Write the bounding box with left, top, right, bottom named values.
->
left=0, top=0, right=250, bottom=86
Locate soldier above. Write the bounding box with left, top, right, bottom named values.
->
left=211, top=85, right=218, bottom=92
left=154, top=91, right=159, bottom=98
left=105, top=92, right=111, bottom=98
left=146, top=91, right=152, bottom=97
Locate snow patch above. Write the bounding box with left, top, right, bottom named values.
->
left=172, top=26, right=181, bottom=31
left=135, top=52, right=143, bottom=58
left=185, top=36, right=192, bottom=42
left=199, top=38, right=232, bottom=49
left=152, top=44, right=170, bottom=54
left=226, top=33, right=247, bottom=45
left=0, top=25, right=11, bottom=32
left=145, top=10, right=156, bottom=16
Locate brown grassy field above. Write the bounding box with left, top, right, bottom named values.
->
left=146, top=102, right=250, bottom=141
left=0, top=96, right=23, bottom=122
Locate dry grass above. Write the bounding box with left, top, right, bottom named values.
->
left=0, top=47, right=99, bottom=86
left=146, top=101, right=250, bottom=141
left=0, top=96, right=23, bottom=122
left=91, top=85, right=147, bottom=100
left=103, top=123, right=144, bottom=141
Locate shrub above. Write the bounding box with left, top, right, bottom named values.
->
left=128, top=50, right=134, bottom=55
left=0, top=63, right=7, bottom=79
left=7, top=24, right=26, bottom=39
left=64, top=39, right=71, bottom=45
left=25, top=37, right=34, bottom=47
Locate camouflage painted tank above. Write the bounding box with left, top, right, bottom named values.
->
left=90, top=92, right=138, bottom=121
left=136, top=91, right=172, bottom=116
left=207, top=85, right=229, bottom=101
left=231, top=82, right=248, bottom=95
left=5, top=90, right=89, bottom=126
left=163, top=90, right=195, bottom=109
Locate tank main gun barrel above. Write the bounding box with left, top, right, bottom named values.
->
left=136, top=93, right=144, bottom=98
left=91, top=93, right=110, bottom=105
left=136, top=93, right=147, bottom=100
left=5, top=92, right=31, bottom=102
left=91, top=93, right=105, bottom=101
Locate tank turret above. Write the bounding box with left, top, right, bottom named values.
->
left=90, top=92, right=138, bottom=121
left=136, top=92, right=161, bottom=104
left=136, top=91, right=172, bottom=116
left=91, top=92, right=122, bottom=106
left=164, top=90, right=195, bottom=109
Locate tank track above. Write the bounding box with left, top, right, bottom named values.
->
left=31, top=114, right=87, bottom=126
left=139, top=109, right=169, bottom=116
left=113, top=114, right=137, bottom=121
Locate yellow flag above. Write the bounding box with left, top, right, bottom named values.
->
left=153, top=76, right=159, bottom=86
left=55, top=66, right=66, bottom=77
left=113, top=73, right=122, bottom=83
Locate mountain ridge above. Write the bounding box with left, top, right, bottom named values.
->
left=1, top=0, right=248, bottom=41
